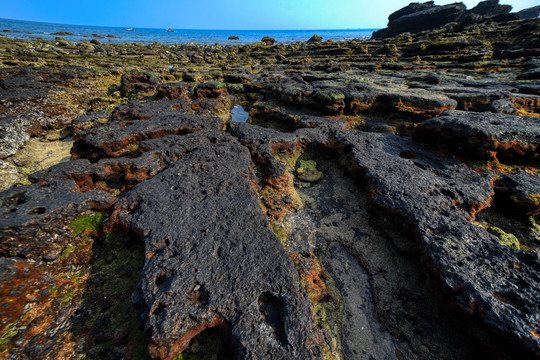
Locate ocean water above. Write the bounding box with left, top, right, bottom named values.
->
left=0, top=18, right=376, bottom=45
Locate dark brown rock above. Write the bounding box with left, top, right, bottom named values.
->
left=261, top=36, right=277, bottom=45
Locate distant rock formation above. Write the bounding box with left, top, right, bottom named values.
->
left=307, top=34, right=323, bottom=43
left=372, top=0, right=517, bottom=39
left=518, top=5, right=540, bottom=19
left=261, top=36, right=276, bottom=45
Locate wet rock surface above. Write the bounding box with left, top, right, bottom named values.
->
left=0, top=7, right=539, bottom=360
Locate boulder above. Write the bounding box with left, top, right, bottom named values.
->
left=228, top=35, right=240, bottom=40
left=261, top=36, right=277, bottom=45
left=0, top=180, right=115, bottom=259
left=120, top=70, right=162, bottom=98
left=73, top=112, right=223, bottom=159
left=307, top=34, right=323, bottom=43
left=413, top=110, right=540, bottom=162
left=518, top=5, right=540, bottom=19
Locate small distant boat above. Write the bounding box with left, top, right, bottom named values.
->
left=166, top=27, right=175, bottom=32
left=125, top=28, right=134, bottom=31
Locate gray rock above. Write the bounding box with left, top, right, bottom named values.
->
left=0, top=116, right=32, bottom=159
left=486, top=98, right=517, bottom=114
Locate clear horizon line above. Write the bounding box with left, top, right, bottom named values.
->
left=0, top=17, right=382, bottom=32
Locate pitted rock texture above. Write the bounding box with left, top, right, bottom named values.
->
left=0, top=180, right=114, bottom=259
left=73, top=110, right=223, bottom=159
left=111, top=130, right=323, bottom=359
left=413, top=110, right=540, bottom=162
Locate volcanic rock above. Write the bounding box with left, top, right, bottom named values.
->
left=518, top=5, right=540, bottom=19
left=0, top=180, right=114, bottom=259
left=261, top=36, right=277, bottom=45
left=413, top=110, right=540, bottom=162
left=387, top=1, right=436, bottom=24
left=466, top=0, right=512, bottom=18
left=112, top=130, right=323, bottom=359
left=307, top=34, right=323, bottom=43
left=73, top=111, right=223, bottom=160
left=373, top=3, right=466, bottom=39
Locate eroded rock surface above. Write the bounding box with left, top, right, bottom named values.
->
left=111, top=131, right=323, bottom=359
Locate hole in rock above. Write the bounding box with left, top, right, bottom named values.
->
left=28, top=207, right=46, bottom=215
left=152, top=303, right=166, bottom=316
left=181, top=326, right=236, bottom=360
left=230, top=104, right=249, bottom=123
left=399, top=150, right=418, bottom=159
left=4, top=193, right=26, bottom=208
left=475, top=189, right=539, bottom=252
left=155, top=274, right=167, bottom=287
left=258, top=292, right=288, bottom=345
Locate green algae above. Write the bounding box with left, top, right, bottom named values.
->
left=0, top=321, right=19, bottom=352
left=478, top=223, right=521, bottom=249
left=315, top=89, right=345, bottom=102
left=173, top=353, right=201, bottom=360
left=296, top=159, right=323, bottom=182
left=68, top=211, right=106, bottom=237
left=272, top=223, right=289, bottom=244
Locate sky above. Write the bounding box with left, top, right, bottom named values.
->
left=0, top=0, right=537, bottom=30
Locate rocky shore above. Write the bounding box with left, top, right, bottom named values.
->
left=1, top=1, right=539, bottom=359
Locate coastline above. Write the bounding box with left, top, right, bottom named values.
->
left=0, top=18, right=377, bottom=45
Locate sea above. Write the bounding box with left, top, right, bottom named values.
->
left=0, top=18, right=377, bottom=45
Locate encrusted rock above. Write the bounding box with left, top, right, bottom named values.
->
left=413, top=110, right=540, bottom=162
left=0, top=180, right=114, bottom=259
left=112, top=131, right=323, bottom=359
left=73, top=112, right=223, bottom=159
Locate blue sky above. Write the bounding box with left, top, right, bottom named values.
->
left=0, top=0, right=537, bottom=30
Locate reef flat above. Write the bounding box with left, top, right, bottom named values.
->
left=0, top=1, right=539, bottom=359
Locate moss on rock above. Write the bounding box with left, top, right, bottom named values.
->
left=296, top=159, right=324, bottom=183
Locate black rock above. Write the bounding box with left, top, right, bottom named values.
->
left=373, top=3, right=467, bottom=39
left=113, top=130, right=323, bottom=359
left=518, top=5, right=540, bottom=19
left=387, top=1, right=436, bottom=24
left=413, top=110, right=540, bottom=162
left=0, top=180, right=115, bottom=259
left=466, top=0, right=512, bottom=18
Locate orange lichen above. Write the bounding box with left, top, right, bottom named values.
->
left=511, top=97, right=540, bottom=117
left=467, top=177, right=498, bottom=221
left=291, top=253, right=330, bottom=303
left=531, top=330, right=540, bottom=339
left=149, top=315, right=225, bottom=360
